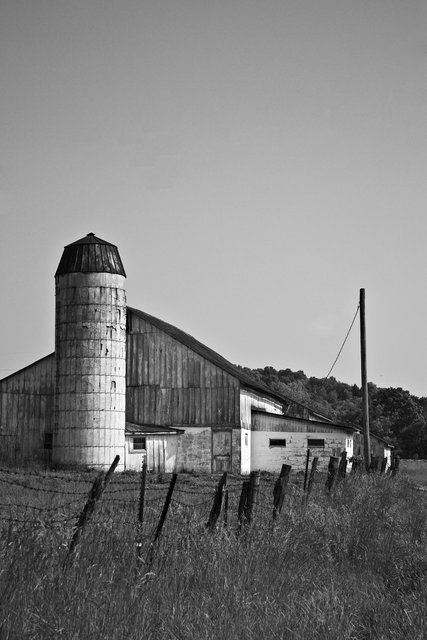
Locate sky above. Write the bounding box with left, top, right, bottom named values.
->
left=0, top=0, right=426, bottom=398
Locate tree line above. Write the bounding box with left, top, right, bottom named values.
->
left=239, top=366, right=427, bottom=459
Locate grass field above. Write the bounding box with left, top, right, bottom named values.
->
left=0, top=468, right=426, bottom=640
left=399, top=459, right=427, bottom=488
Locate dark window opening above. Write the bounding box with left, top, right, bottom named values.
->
left=269, top=439, right=287, bottom=447
left=44, top=433, right=53, bottom=450
left=308, top=438, right=325, bottom=448
left=132, top=437, right=146, bottom=451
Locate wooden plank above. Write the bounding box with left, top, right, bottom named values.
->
left=136, top=334, right=144, bottom=385
left=194, top=388, right=201, bottom=424
left=201, top=385, right=207, bottom=425
left=176, top=344, right=183, bottom=388
left=182, top=346, right=189, bottom=388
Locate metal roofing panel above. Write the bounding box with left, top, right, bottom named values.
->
left=55, top=233, right=126, bottom=277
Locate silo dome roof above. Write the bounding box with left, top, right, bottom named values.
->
left=55, top=233, right=126, bottom=277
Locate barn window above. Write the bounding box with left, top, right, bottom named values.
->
left=269, top=439, right=287, bottom=447
left=308, top=438, right=325, bottom=448
left=44, top=433, right=53, bottom=450
left=132, top=437, right=146, bottom=451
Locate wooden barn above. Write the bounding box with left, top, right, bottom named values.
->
left=0, top=232, right=389, bottom=474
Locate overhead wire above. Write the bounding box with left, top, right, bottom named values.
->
left=324, top=304, right=360, bottom=380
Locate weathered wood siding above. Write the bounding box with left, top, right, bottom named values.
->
left=126, top=312, right=240, bottom=428
left=0, top=355, right=55, bottom=465
left=124, top=434, right=178, bottom=473
left=240, top=390, right=283, bottom=429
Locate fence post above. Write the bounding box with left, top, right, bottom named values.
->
left=325, top=456, right=339, bottom=491
left=391, top=454, right=400, bottom=476
left=305, top=456, right=318, bottom=499
left=237, top=480, right=250, bottom=534
left=223, top=486, right=229, bottom=527
left=206, top=472, right=227, bottom=531
left=146, top=473, right=178, bottom=566
left=247, top=470, right=261, bottom=525
left=369, top=456, right=379, bottom=473
left=65, top=455, right=120, bottom=567
left=338, top=451, right=347, bottom=480
left=273, top=464, right=292, bottom=520
left=303, top=450, right=311, bottom=491
left=136, top=459, right=147, bottom=562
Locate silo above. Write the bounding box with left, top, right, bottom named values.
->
left=53, top=233, right=126, bottom=470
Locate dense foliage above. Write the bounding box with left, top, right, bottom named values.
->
left=240, top=366, right=427, bottom=459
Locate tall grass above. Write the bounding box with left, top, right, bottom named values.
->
left=1, top=474, right=426, bottom=640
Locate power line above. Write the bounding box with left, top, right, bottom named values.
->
left=324, top=305, right=360, bottom=380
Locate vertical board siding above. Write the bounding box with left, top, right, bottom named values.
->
left=240, top=389, right=284, bottom=429
left=0, top=355, right=55, bottom=465
left=126, top=312, right=240, bottom=428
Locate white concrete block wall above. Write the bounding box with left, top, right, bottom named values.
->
left=251, top=430, right=350, bottom=473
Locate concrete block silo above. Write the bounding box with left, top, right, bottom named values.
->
left=53, top=233, right=126, bottom=470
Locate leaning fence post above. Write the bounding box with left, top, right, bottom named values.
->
left=303, top=450, right=311, bottom=491
left=338, top=451, right=348, bottom=479
left=223, top=485, right=229, bottom=527
left=369, top=456, right=379, bottom=473
left=136, top=460, right=147, bottom=562
left=206, top=472, right=227, bottom=531
left=273, top=464, right=292, bottom=519
left=146, top=473, right=178, bottom=566
left=65, top=455, right=120, bottom=567
left=246, top=470, right=261, bottom=525
left=391, top=455, right=400, bottom=477
left=326, top=456, right=339, bottom=491
left=306, top=457, right=318, bottom=498
left=237, top=480, right=250, bottom=534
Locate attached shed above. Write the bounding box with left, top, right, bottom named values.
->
left=125, top=423, right=183, bottom=473
left=251, top=410, right=358, bottom=473
left=353, top=431, right=395, bottom=470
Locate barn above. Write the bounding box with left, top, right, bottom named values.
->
left=0, top=233, right=382, bottom=474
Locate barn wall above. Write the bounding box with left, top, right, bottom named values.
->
left=0, top=355, right=55, bottom=465
left=175, top=427, right=212, bottom=472
left=240, top=390, right=283, bottom=429
left=174, top=426, right=242, bottom=474
left=126, top=313, right=240, bottom=428
left=251, top=413, right=353, bottom=473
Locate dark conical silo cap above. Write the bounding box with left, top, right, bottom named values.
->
left=55, top=233, right=126, bottom=277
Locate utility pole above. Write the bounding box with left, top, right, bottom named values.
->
left=360, top=288, right=371, bottom=470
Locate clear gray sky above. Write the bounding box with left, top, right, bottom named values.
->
left=1, top=0, right=426, bottom=397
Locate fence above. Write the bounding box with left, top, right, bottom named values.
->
left=0, top=453, right=399, bottom=567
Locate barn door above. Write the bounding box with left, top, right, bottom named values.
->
left=212, top=429, right=232, bottom=472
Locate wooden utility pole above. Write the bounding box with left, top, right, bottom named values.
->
left=360, top=288, right=371, bottom=471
